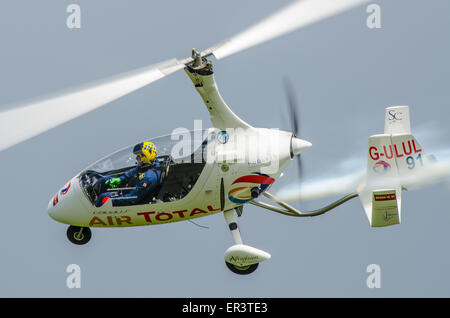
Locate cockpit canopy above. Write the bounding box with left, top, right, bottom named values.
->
left=87, top=129, right=215, bottom=173
left=79, top=129, right=216, bottom=207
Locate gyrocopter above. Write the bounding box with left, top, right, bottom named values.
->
left=1, top=0, right=445, bottom=275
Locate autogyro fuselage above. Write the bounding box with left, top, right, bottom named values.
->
left=47, top=58, right=311, bottom=275
left=48, top=60, right=311, bottom=229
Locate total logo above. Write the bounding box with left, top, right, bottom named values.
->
left=228, top=173, right=275, bottom=204
left=52, top=193, right=59, bottom=207
left=373, top=160, right=391, bottom=174
left=61, top=182, right=71, bottom=195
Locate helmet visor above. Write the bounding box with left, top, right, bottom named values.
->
left=133, top=143, right=147, bottom=163
left=133, top=142, right=144, bottom=156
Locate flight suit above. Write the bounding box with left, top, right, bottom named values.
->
left=95, top=161, right=162, bottom=207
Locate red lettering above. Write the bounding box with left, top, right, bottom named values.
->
left=402, top=140, right=412, bottom=156
left=190, top=208, right=207, bottom=217
left=394, top=144, right=403, bottom=158
left=383, top=145, right=393, bottom=159
left=369, top=146, right=379, bottom=160
left=107, top=216, right=114, bottom=226
left=374, top=194, right=396, bottom=201
left=115, top=216, right=132, bottom=225
left=137, top=211, right=155, bottom=223
left=89, top=216, right=107, bottom=226
left=156, top=212, right=173, bottom=221
left=138, top=206, right=238, bottom=224
left=172, top=210, right=188, bottom=218
left=207, top=205, right=221, bottom=212
left=412, top=139, right=422, bottom=153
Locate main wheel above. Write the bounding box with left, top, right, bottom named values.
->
left=67, top=226, right=91, bottom=245
left=225, top=261, right=259, bottom=275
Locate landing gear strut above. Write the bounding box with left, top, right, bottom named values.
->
left=67, top=226, right=91, bottom=245
left=223, top=208, right=269, bottom=275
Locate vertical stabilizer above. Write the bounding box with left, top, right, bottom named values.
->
left=359, top=106, right=434, bottom=227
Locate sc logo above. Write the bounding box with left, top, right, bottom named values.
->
left=388, top=110, right=402, bottom=122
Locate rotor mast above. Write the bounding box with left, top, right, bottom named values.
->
left=184, top=51, right=251, bottom=131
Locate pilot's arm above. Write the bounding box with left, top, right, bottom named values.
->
left=112, top=169, right=159, bottom=206
left=104, top=167, right=138, bottom=188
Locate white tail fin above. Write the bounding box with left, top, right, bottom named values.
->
left=359, top=105, right=429, bottom=227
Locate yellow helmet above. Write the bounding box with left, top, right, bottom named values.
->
left=133, top=141, right=157, bottom=164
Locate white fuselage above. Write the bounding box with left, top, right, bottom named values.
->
left=47, top=63, right=311, bottom=227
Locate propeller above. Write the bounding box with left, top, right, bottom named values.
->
left=0, top=0, right=369, bottom=152
left=283, top=77, right=303, bottom=181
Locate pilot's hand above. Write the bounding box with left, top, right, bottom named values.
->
left=105, top=177, right=121, bottom=188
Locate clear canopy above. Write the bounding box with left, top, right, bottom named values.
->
left=86, top=129, right=215, bottom=173
left=79, top=129, right=216, bottom=207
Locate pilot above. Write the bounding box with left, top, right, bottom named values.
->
left=95, top=142, right=161, bottom=207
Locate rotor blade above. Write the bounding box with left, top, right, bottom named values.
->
left=0, top=59, right=185, bottom=152
left=207, top=0, right=369, bottom=60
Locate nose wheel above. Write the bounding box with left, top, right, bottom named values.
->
left=225, top=262, right=259, bottom=275
left=67, top=226, right=91, bottom=245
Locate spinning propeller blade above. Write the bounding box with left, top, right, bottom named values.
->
left=284, top=77, right=300, bottom=138
left=283, top=77, right=303, bottom=180
left=0, top=59, right=185, bottom=151
left=208, top=0, right=369, bottom=59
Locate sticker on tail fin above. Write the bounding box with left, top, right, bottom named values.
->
left=371, top=189, right=401, bottom=227
left=384, top=106, right=411, bottom=135
left=358, top=187, right=401, bottom=227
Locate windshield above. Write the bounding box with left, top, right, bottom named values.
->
left=86, top=129, right=215, bottom=173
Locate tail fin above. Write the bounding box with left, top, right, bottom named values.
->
left=359, top=106, right=430, bottom=227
